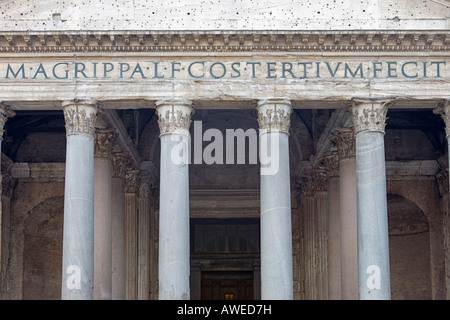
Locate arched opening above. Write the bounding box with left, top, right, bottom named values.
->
left=388, top=194, right=432, bottom=300
left=22, top=196, right=64, bottom=300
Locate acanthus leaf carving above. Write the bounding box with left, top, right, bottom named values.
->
left=257, top=98, right=292, bottom=134
left=350, top=97, right=395, bottom=134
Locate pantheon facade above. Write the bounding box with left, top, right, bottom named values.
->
left=0, top=0, right=449, bottom=300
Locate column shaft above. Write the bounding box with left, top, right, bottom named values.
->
left=257, top=98, right=293, bottom=300
left=351, top=97, right=394, bottom=300
left=111, top=152, right=130, bottom=300
left=125, top=170, right=139, bottom=300
left=301, top=183, right=315, bottom=300
left=331, top=127, right=358, bottom=299
left=313, top=169, right=328, bottom=300
left=323, top=153, right=341, bottom=300
left=156, top=99, right=193, bottom=300
left=61, top=99, right=98, bottom=300
left=0, top=103, right=14, bottom=300
left=137, top=174, right=151, bottom=300
left=327, top=175, right=341, bottom=299
left=112, top=176, right=125, bottom=299
left=93, top=128, right=115, bottom=300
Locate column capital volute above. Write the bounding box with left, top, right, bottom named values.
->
left=256, top=97, right=292, bottom=134
left=433, top=98, right=450, bottom=138
left=155, top=98, right=194, bottom=135
left=62, top=98, right=98, bottom=136
left=350, top=96, right=396, bottom=135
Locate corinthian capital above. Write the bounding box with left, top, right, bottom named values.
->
left=350, top=97, right=395, bottom=134
left=0, top=102, right=15, bottom=139
left=433, top=99, right=450, bottom=138
left=94, top=128, right=116, bottom=159
left=330, top=127, right=355, bottom=159
left=155, top=99, right=194, bottom=135
left=257, top=98, right=292, bottom=134
left=62, top=99, right=98, bottom=135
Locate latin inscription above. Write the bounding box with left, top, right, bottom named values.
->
left=2, top=60, right=448, bottom=81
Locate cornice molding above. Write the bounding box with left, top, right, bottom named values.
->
left=0, top=30, right=449, bottom=53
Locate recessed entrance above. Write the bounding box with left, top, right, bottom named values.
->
left=201, top=271, right=254, bottom=300
left=190, top=218, right=261, bottom=300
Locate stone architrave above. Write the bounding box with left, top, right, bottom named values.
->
left=351, top=97, right=395, bottom=300
left=257, top=98, right=293, bottom=300
left=61, top=99, right=98, bottom=300
left=155, top=99, right=194, bottom=300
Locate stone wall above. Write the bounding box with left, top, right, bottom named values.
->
left=5, top=165, right=64, bottom=300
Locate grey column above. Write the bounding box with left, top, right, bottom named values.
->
left=156, top=99, right=193, bottom=300
left=313, top=168, right=328, bottom=300
left=137, top=173, right=151, bottom=300
left=124, top=169, right=139, bottom=300
left=351, top=97, right=395, bottom=300
left=433, top=99, right=450, bottom=300
left=323, top=152, right=341, bottom=300
left=61, top=99, right=98, bottom=300
left=299, top=178, right=315, bottom=300
left=0, top=102, right=15, bottom=204
left=0, top=102, right=14, bottom=300
left=331, top=127, right=358, bottom=300
left=257, top=98, right=293, bottom=300
left=434, top=99, right=450, bottom=191
left=111, top=152, right=130, bottom=300
left=93, top=125, right=115, bottom=300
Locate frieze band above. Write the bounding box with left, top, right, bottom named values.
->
left=2, top=60, right=448, bottom=81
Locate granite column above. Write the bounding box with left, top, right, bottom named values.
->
left=332, top=127, right=358, bottom=300
left=61, top=99, right=98, bottom=300
left=351, top=97, right=394, bottom=300
left=93, top=119, right=116, bottom=300
left=156, top=99, right=194, bottom=300
left=257, top=98, right=293, bottom=300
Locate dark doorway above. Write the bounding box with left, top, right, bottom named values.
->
left=201, top=271, right=254, bottom=300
